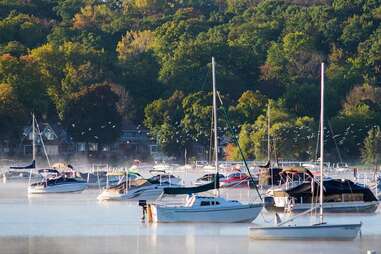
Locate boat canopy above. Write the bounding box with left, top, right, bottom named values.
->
left=285, top=179, right=377, bottom=202
left=281, top=167, right=314, bottom=177
left=162, top=177, right=219, bottom=195
left=51, top=163, right=74, bottom=171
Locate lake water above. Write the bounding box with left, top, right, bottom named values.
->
left=1, top=172, right=381, bottom=254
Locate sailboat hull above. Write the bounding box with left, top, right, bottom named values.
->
left=150, top=203, right=263, bottom=223
left=288, top=201, right=379, bottom=213
left=28, top=182, right=87, bottom=194
left=249, top=223, right=361, bottom=240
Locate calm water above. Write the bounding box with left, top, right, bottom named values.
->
left=1, top=174, right=381, bottom=254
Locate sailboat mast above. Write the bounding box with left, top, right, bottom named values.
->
left=267, top=102, right=271, bottom=162
left=32, top=113, right=36, bottom=165
left=319, top=62, right=324, bottom=223
left=212, top=57, right=219, bottom=179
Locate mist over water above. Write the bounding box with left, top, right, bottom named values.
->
left=1, top=169, right=381, bottom=253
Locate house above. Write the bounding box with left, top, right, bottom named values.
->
left=21, top=122, right=74, bottom=157
left=17, top=121, right=160, bottom=161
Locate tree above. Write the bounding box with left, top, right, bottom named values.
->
left=181, top=91, right=213, bottom=147
left=0, top=41, right=27, bottom=57
left=144, top=91, right=187, bottom=156
left=234, top=99, right=316, bottom=160
left=230, top=90, right=267, bottom=123
left=0, top=83, right=27, bottom=142
left=340, top=15, right=374, bottom=52
left=361, top=127, right=381, bottom=170
left=117, top=30, right=155, bottom=61
left=63, top=83, right=122, bottom=145
left=0, top=54, right=51, bottom=115
left=0, top=12, right=51, bottom=48
left=354, top=27, right=381, bottom=85
left=29, top=42, right=109, bottom=117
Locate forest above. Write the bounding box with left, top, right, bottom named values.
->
left=0, top=0, right=381, bottom=163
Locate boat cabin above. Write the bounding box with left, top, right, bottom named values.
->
left=184, top=195, right=239, bottom=208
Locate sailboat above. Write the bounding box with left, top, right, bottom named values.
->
left=249, top=63, right=362, bottom=240
left=27, top=114, right=86, bottom=194
left=147, top=57, right=263, bottom=223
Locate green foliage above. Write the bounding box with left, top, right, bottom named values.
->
left=181, top=91, right=213, bottom=146
left=361, top=126, right=381, bottom=167
left=0, top=54, right=50, bottom=114
left=144, top=91, right=186, bottom=156
left=0, top=83, right=27, bottom=141
left=63, top=83, right=122, bottom=144
left=0, top=0, right=381, bottom=160
left=0, top=12, right=50, bottom=48
left=233, top=99, right=316, bottom=160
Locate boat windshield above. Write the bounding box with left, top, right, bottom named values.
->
left=185, top=195, right=196, bottom=207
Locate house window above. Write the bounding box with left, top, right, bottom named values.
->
left=89, top=143, right=98, bottom=151
left=28, top=132, right=34, bottom=141
left=150, top=145, right=160, bottom=153
left=77, top=143, right=86, bottom=152
left=45, top=131, right=57, bottom=141
left=45, top=145, right=58, bottom=155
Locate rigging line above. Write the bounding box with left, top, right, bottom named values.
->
left=216, top=91, right=262, bottom=201
left=328, top=120, right=343, bottom=163
left=200, top=65, right=211, bottom=92
left=34, top=118, right=51, bottom=167
left=314, top=119, right=320, bottom=161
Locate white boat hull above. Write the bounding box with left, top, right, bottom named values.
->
left=28, top=182, right=87, bottom=194
left=288, top=201, right=379, bottom=213
left=97, top=185, right=166, bottom=201
left=249, top=223, right=361, bottom=240
left=150, top=203, right=263, bottom=223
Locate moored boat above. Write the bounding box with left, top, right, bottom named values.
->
left=149, top=195, right=262, bottom=223
left=28, top=175, right=87, bottom=194
left=97, top=178, right=180, bottom=201
left=194, top=173, right=225, bottom=186
left=285, top=179, right=379, bottom=213
left=250, top=223, right=362, bottom=240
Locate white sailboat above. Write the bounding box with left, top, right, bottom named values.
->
left=27, top=114, right=86, bottom=194
left=147, top=57, right=263, bottom=223
left=249, top=63, right=362, bottom=240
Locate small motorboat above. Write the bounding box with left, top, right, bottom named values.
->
left=81, top=171, right=141, bottom=188
left=3, top=160, right=41, bottom=183
left=2, top=170, right=41, bottom=183
left=38, top=168, right=61, bottom=179
left=148, top=173, right=182, bottom=186
left=194, top=173, right=225, bottom=186
left=148, top=195, right=263, bottom=223
left=97, top=178, right=180, bottom=201
left=28, top=175, right=87, bottom=194
left=220, top=172, right=257, bottom=188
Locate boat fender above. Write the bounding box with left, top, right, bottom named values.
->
left=147, top=204, right=153, bottom=223
left=275, top=213, right=282, bottom=225
left=139, top=200, right=147, bottom=221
